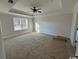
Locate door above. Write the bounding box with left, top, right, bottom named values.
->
left=0, top=21, right=6, bottom=59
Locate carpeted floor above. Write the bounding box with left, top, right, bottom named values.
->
left=4, top=32, right=69, bottom=59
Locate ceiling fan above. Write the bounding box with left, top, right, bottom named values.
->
left=8, top=0, right=14, bottom=3
left=30, top=6, right=42, bottom=13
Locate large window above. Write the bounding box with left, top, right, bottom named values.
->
left=13, top=17, right=28, bottom=31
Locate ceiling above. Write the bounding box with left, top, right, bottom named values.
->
left=0, top=0, right=77, bottom=16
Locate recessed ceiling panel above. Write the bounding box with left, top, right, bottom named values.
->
left=0, top=0, right=77, bottom=15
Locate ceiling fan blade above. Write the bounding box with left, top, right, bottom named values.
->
left=38, top=11, right=42, bottom=13
left=37, top=8, right=41, bottom=10
left=30, top=8, right=34, bottom=10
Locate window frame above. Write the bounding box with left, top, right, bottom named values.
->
left=13, top=17, right=29, bottom=31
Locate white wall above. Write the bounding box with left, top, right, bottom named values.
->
left=35, top=13, right=73, bottom=38
left=0, top=13, right=33, bottom=39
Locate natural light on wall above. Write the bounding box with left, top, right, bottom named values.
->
left=13, top=17, right=28, bottom=31
left=35, top=22, right=40, bottom=32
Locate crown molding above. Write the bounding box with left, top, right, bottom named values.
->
left=34, top=10, right=73, bottom=17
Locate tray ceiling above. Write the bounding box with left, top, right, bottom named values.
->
left=0, top=0, right=77, bottom=16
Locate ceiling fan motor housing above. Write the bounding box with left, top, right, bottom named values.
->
left=8, top=0, right=14, bottom=3
left=33, top=7, right=37, bottom=12
left=31, top=6, right=41, bottom=13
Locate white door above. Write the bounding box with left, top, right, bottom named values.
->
left=0, top=21, right=6, bottom=59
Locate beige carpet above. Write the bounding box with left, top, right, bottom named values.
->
left=4, top=32, right=69, bottom=59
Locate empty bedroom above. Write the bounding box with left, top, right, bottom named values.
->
left=0, top=0, right=78, bottom=59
